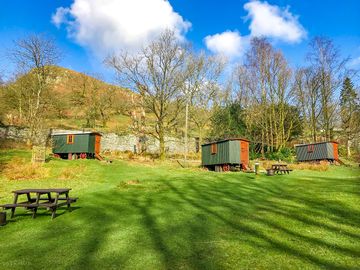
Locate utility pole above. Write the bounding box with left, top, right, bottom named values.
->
left=184, top=88, right=190, bottom=162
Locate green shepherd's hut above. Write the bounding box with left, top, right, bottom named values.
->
left=52, top=131, right=102, bottom=160
left=295, top=141, right=339, bottom=162
left=201, top=138, right=250, bottom=172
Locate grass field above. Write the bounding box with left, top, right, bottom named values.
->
left=0, top=149, right=359, bottom=270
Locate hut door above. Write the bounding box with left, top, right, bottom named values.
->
left=240, top=140, right=249, bottom=167
left=333, top=143, right=338, bottom=160
left=95, top=135, right=101, bottom=154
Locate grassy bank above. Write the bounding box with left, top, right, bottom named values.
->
left=0, top=149, right=359, bottom=269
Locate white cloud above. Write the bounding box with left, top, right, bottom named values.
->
left=244, top=0, right=306, bottom=43
left=204, top=31, right=244, bottom=59
left=349, top=56, right=360, bottom=67
left=52, top=0, right=191, bottom=56
left=51, top=7, right=70, bottom=28
left=204, top=1, right=306, bottom=60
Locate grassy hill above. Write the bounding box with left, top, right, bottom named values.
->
left=1, top=66, right=137, bottom=133
left=47, top=66, right=135, bottom=132
left=0, top=149, right=359, bottom=269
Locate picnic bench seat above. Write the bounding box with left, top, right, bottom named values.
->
left=267, top=164, right=293, bottom=175
left=0, top=189, right=78, bottom=219
left=275, top=168, right=293, bottom=174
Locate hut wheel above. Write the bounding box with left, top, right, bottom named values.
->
left=223, top=164, right=230, bottom=172
left=80, top=153, right=87, bottom=159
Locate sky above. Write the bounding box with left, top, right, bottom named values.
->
left=0, top=0, right=359, bottom=83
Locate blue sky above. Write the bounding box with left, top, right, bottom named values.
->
left=0, top=0, right=359, bottom=83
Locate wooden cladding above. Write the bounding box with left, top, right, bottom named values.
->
left=94, top=135, right=101, bottom=154
left=211, top=143, right=217, bottom=155
left=66, top=135, right=75, bottom=144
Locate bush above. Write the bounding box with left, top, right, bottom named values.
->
left=289, top=162, right=329, bottom=171
left=0, top=139, right=28, bottom=150
left=3, top=157, right=50, bottom=180
left=59, top=164, right=85, bottom=180
left=265, top=147, right=295, bottom=162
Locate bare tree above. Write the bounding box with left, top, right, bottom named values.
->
left=306, top=37, right=349, bottom=140
left=236, top=38, right=294, bottom=154
left=293, top=67, right=321, bottom=142
left=107, top=30, right=189, bottom=159
left=8, top=34, right=61, bottom=144
left=183, top=51, right=225, bottom=159
left=0, top=74, right=5, bottom=125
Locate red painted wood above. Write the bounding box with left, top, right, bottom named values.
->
left=240, top=140, right=249, bottom=167
left=333, top=142, right=339, bottom=160
left=95, top=135, right=101, bottom=154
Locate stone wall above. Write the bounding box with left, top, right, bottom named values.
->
left=100, top=133, right=197, bottom=154
left=0, top=125, right=50, bottom=145
left=0, top=125, right=198, bottom=154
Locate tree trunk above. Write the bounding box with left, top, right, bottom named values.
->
left=346, top=135, right=351, bottom=158
left=261, top=129, right=265, bottom=158
left=159, top=134, right=166, bottom=160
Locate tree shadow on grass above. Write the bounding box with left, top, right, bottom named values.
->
left=1, top=170, right=359, bottom=270
left=162, top=176, right=359, bottom=269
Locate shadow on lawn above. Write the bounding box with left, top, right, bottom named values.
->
left=8, top=171, right=359, bottom=269
left=165, top=182, right=356, bottom=270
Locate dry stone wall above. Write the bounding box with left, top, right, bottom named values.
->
left=0, top=125, right=197, bottom=154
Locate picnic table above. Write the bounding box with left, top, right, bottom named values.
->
left=0, top=188, right=77, bottom=219
left=270, top=164, right=292, bottom=174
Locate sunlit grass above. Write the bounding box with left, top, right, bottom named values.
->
left=0, top=149, right=359, bottom=269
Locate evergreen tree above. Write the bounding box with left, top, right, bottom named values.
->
left=340, top=77, right=360, bottom=157
left=209, top=102, right=247, bottom=140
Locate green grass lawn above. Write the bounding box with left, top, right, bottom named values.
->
left=0, top=149, right=359, bottom=270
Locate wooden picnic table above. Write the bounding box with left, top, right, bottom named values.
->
left=0, top=188, right=77, bottom=219
left=271, top=164, right=292, bottom=174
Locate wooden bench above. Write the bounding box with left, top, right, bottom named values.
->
left=0, top=189, right=78, bottom=219
left=267, top=164, right=293, bottom=175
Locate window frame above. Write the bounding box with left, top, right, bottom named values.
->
left=67, top=134, right=75, bottom=144
left=307, top=144, right=314, bottom=153
left=211, top=143, right=217, bottom=155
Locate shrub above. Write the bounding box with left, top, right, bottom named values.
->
left=289, top=162, right=329, bottom=171
left=59, top=165, right=85, bottom=180
left=265, top=147, right=295, bottom=163
left=3, top=157, right=50, bottom=180
left=0, top=139, right=28, bottom=150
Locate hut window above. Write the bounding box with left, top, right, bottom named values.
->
left=211, top=143, right=217, bottom=155
left=307, top=144, right=314, bottom=153
left=67, top=135, right=75, bottom=144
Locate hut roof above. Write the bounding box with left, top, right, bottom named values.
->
left=295, top=141, right=338, bottom=147
left=202, top=138, right=249, bottom=146
left=51, top=130, right=102, bottom=136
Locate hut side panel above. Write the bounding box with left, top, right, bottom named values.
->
left=296, top=142, right=335, bottom=162
left=53, top=134, right=93, bottom=154
left=228, top=140, right=241, bottom=164
left=202, top=140, right=242, bottom=166
left=202, top=141, right=231, bottom=166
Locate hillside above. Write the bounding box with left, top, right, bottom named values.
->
left=48, top=66, right=138, bottom=133
left=2, top=66, right=138, bottom=133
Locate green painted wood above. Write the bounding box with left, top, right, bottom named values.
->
left=229, top=140, right=241, bottom=164
left=295, top=142, right=335, bottom=161
left=52, top=134, right=96, bottom=154
left=201, top=140, right=241, bottom=166
left=88, top=134, right=96, bottom=152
